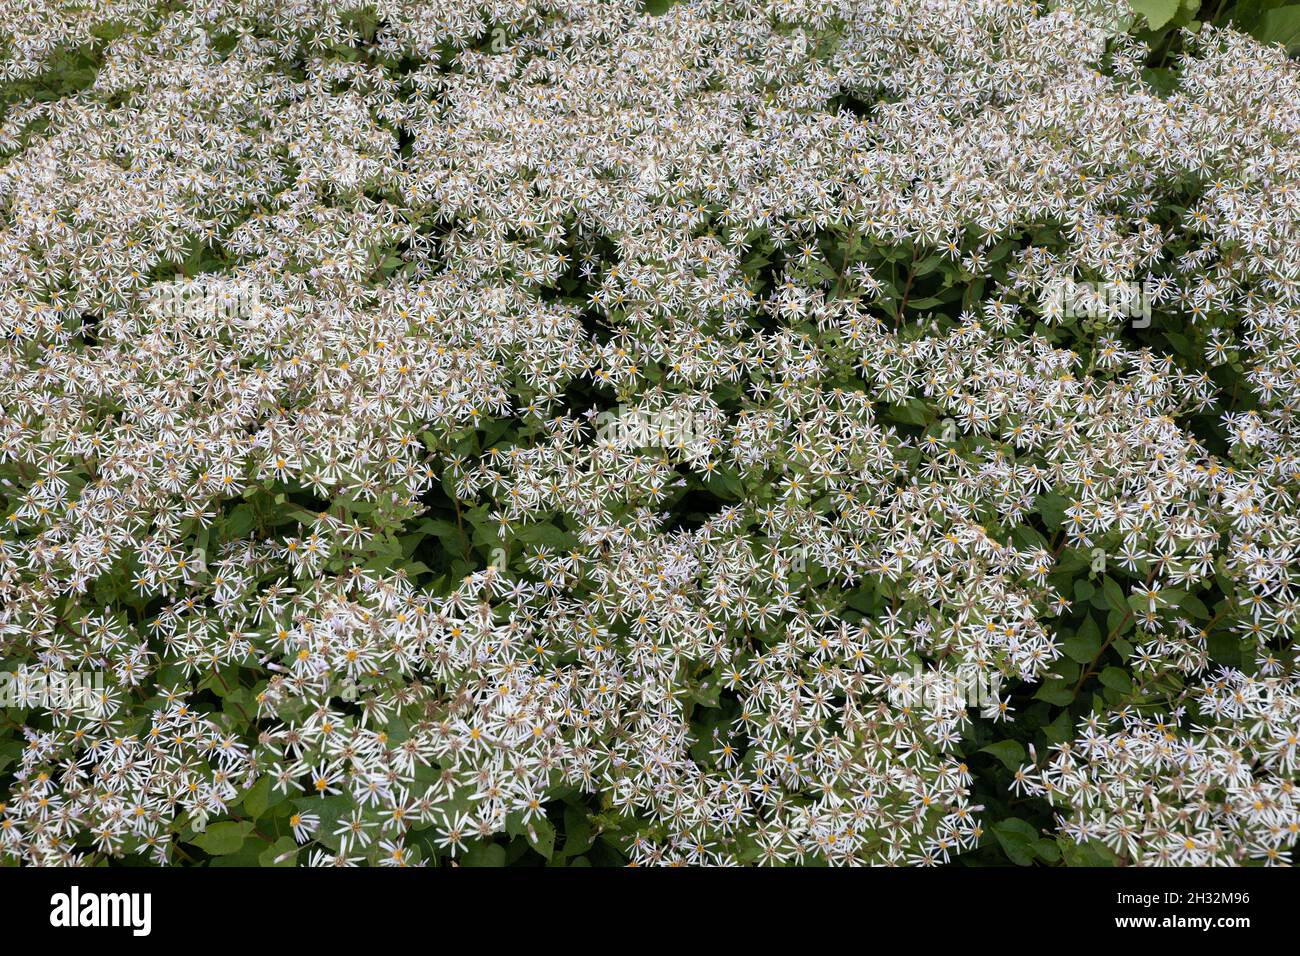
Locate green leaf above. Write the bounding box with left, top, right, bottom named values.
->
left=0, top=741, right=22, bottom=774
left=417, top=518, right=465, bottom=554
left=885, top=399, right=928, bottom=426
left=1099, top=667, right=1132, bottom=694
left=514, top=521, right=573, bottom=550
left=1254, top=5, right=1300, bottom=50
left=1036, top=492, right=1067, bottom=529
left=222, top=504, right=255, bottom=540
left=506, top=811, right=556, bottom=860
left=1059, top=836, right=1120, bottom=867
left=292, top=796, right=349, bottom=852
left=1106, top=606, right=1135, bottom=637
left=992, top=818, right=1040, bottom=866
left=1043, top=708, right=1076, bottom=745
left=1034, top=680, right=1076, bottom=706
left=1034, top=839, right=1062, bottom=864
left=979, top=739, right=1027, bottom=770
left=189, top=821, right=254, bottom=856
left=1011, top=524, right=1048, bottom=550
left=526, top=817, right=556, bottom=860
left=1207, top=629, right=1241, bottom=666
left=463, top=841, right=507, bottom=867
left=259, top=836, right=298, bottom=867
left=240, top=776, right=273, bottom=820
left=690, top=677, right=721, bottom=708
left=561, top=805, right=595, bottom=858
left=1101, top=576, right=1127, bottom=613
left=705, top=466, right=745, bottom=500
left=905, top=295, right=949, bottom=310
left=1061, top=616, right=1103, bottom=663
left=1131, top=0, right=1182, bottom=30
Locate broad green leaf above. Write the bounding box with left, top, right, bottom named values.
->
left=1036, top=492, right=1067, bottom=529
left=979, top=739, right=1026, bottom=770
left=1034, top=680, right=1076, bottom=706
left=259, top=836, right=298, bottom=867
left=1130, top=0, right=1182, bottom=30
left=1043, top=708, right=1076, bottom=745
left=1099, top=666, right=1132, bottom=694
left=240, top=776, right=273, bottom=820
left=1254, top=4, right=1300, bottom=50
left=1059, top=836, right=1121, bottom=867
left=561, top=805, right=595, bottom=858
left=1101, top=576, right=1127, bottom=613
left=189, top=820, right=253, bottom=856
left=992, top=818, right=1040, bottom=866
left=463, top=841, right=507, bottom=867
left=1061, top=616, right=1103, bottom=663
left=525, top=817, right=556, bottom=860
left=885, top=399, right=928, bottom=426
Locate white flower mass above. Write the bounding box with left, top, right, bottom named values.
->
left=0, top=0, right=1297, bottom=867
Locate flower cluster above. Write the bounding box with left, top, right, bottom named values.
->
left=1018, top=670, right=1300, bottom=865
left=0, top=0, right=1297, bottom=866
